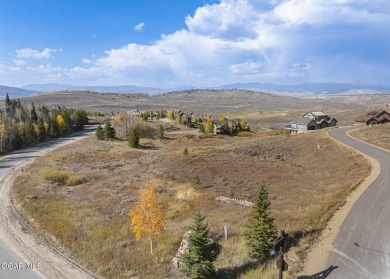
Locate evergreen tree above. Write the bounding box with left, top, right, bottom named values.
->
left=128, top=127, right=140, bottom=148
left=183, top=147, right=189, bottom=156
left=30, top=102, right=38, bottom=123
left=37, top=117, right=46, bottom=142
left=5, top=93, right=11, bottom=115
left=180, top=211, right=219, bottom=279
left=103, top=122, right=115, bottom=140
left=244, top=184, right=277, bottom=262
left=95, top=124, right=104, bottom=140
left=156, top=124, right=165, bottom=139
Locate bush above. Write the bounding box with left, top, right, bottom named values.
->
left=42, top=170, right=84, bottom=186
left=42, top=170, right=71, bottom=184
left=65, top=175, right=85, bottom=186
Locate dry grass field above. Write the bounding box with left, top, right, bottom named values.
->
left=350, top=124, right=390, bottom=150
left=11, top=123, right=370, bottom=279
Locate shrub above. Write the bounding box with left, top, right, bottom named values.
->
left=42, top=170, right=71, bottom=184
left=42, top=170, right=84, bottom=186
left=65, top=175, right=85, bottom=186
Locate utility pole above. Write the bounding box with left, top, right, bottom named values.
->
left=272, top=229, right=288, bottom=279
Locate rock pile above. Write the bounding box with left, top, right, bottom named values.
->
left=215, top=196, right=253, bottom=206
left=172, top=231, right=191, bottom=268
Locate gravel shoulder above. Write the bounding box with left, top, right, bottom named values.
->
left=0, top=129, right=101, bottom=279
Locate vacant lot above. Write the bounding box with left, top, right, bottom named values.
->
left=350, top=124, right=390, bottom=150
left=12, top=127, right=369, bottom=278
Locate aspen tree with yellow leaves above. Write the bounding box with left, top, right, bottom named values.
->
left=129, top=183, right=165, bottom=254
left=56, top=114, right=67, bottom=135
left=167, top=110, right=174, bottom=120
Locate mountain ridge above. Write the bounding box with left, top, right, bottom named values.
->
left=1, top=82, right=389, bottom=99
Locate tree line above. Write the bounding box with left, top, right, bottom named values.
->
left=0, top=93, right=88, bottom=153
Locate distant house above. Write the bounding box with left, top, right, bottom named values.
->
left=285, top=111, right=338, bottom=134
left=355, top=110, right=390, bottom=125
left=227, top=119, right=242, bottom=132
left=128, top=109, right=143, bottom=116
left=211, top=120, right=228, bottom=134
left=178, top=112, right=192, bottom=124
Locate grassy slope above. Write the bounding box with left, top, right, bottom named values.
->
left=350, top=124, right=390, bottom=150
left=12, top=129, right=369, bottom=278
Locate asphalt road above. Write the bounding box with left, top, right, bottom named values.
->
left=327, top=127, right=390, bottom=279
left=0, top=127, right=96, bottom=279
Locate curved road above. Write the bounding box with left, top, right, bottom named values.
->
left=0, top=127, right=98, bottom=279
left=327, top=127, right=390, bottom=279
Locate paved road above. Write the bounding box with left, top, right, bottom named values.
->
left=0, top=127, right=96, bottom=279
left=327, top=127, right=390, bottom=279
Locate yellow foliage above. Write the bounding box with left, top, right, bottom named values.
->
left=56, top=115, right=66, bottom=134
left=219, top=116, right=226, bottom=121
left=44, top=123, right=49, bottom=133
left=204, top=118, right=212, bottom=134
left=167, top=111, right=174, bottom=120
left=115, top=112, right=125, bottom=123
left=33, top=123, right=40, bottom=137
left=240, top=120, right=246, bottom=130
left=129, top=183, right=165, bottom=242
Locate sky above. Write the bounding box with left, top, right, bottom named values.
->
left=0, top=0, right=390, bottom=88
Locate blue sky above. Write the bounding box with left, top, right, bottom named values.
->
left=1, top=0, right=390, bottom=88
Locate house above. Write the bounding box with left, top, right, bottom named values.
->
left=227, top=119, right=242, bottom=132
left=178, top=112, right=192, bottom=124
left=285, top=111, right=338, bottom=134
left=355, top=110, right=390, bottom=125
left=211, top=120, right=227, bottom=134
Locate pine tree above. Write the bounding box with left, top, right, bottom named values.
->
left=103, top=122, right=115, bottom=140
left=128, top=127, right=140, bottom=148
left=156, top=124, right=164, bottom=139
left=244, top=184, right=277, bottom=262
left=30, top=102, right=38, bottom=123
left=183, top=147, right=189, bottom=156
left=180, top=211, right=219, bottom=279
left=95, top=124, right=104, bottom=140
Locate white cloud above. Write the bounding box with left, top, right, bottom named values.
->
left=13, top=59, right=28, bottom=67
left=6, top=0, right=390, bottom=87
left=82, top=58, right=93, bottom=64
left=27, top=64, right=64, bottom=73
left=15, top=48, right=57, bottom=59
left=134, top=22, right=145, bottom=31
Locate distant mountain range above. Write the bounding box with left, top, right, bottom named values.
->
left=0, top=85, right=40, bottom=98
left=1, top=82, right=389, bottom=99
left=213, top=82, right=390, bottom=95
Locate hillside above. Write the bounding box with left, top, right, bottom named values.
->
left=12, top=128, right=370, bottom=278
left=0, top=85, right=39, bottom=98
left=12, top=89, right=389, bottom=115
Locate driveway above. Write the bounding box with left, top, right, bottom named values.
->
left=326, top=127, right=390, bottom=279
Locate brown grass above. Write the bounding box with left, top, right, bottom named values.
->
left=11, top=128, right=370, bottom=278
left=350, top=124, right=390, bottom=150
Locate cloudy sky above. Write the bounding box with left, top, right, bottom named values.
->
left=1, top=0, right=389, bottom=88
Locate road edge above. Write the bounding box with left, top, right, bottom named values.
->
left=0, top=130, right=101, bottom=279
left=299, top=127, right=380, bottom=275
